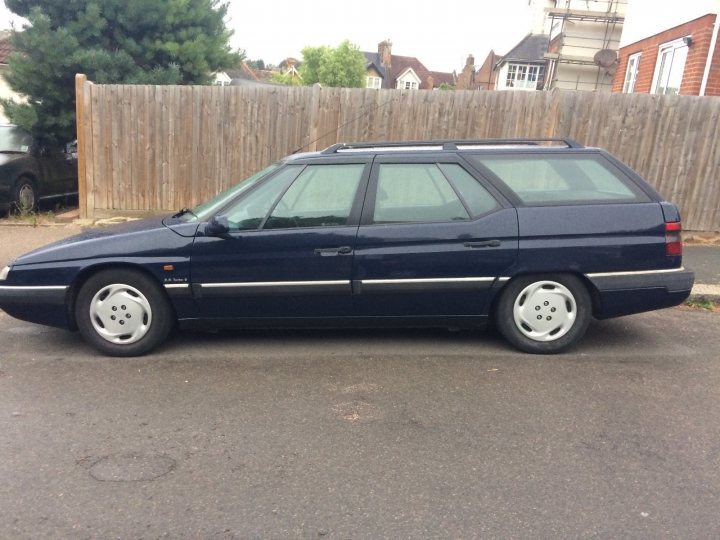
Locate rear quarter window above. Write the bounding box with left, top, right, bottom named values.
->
left=467, top=154, right=651, bottom=205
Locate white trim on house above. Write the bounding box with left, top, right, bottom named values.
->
left=213, top=71, right=232, bottom=86
left=395, top=67, right=421, bottom=90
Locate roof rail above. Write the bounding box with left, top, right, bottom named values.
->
left=321, top=138, right=584, bottom=153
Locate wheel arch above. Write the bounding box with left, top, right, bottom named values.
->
left=66, top=262, right=177, bottom=331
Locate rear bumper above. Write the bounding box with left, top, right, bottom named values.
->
left=0, top=285, right=71, bottom=328
left=586, top=267, right=694, bottom=319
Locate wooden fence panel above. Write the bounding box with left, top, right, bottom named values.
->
left=76, top=79, right=720, bottom=231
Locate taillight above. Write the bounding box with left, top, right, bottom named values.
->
left=665, top=221, right=682, bottom=256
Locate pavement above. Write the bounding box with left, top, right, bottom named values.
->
left=1, top=220, right=719, bottom=301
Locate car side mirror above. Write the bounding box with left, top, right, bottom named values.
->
left=206, top=216, right=230, bottom=236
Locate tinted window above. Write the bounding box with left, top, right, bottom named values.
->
left=374, top=164, right=469, bottom=223
left=468, top=154, right=649, bottom=205
left=438, top=164, right=499, bottom=216
left=265, top=164, right=365, bottom=229
left=225, top=165, right=302, bottom=230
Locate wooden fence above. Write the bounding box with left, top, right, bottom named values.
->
left=75, top=74, right=720, bottom=231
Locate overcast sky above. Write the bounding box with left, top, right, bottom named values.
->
left=3, top=0, right=720, bottom=73
left=223, top=0, right=538, bottom=72
left=1, top=0, right=538, bottom=72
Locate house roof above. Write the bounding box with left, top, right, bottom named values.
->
left=498, top=34, right=550, bottom=65
left=363, top=52, right=387, bottom=79
left=0, top=32, right=12, bottom=64
left=363, top=50, right=455, bottom=89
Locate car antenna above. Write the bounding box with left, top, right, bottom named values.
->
left=292, top=95, right=399, bottom=154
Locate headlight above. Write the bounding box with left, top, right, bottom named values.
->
left=0, top=266, right=10, bottom=281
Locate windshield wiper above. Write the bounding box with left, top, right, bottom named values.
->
left=172, top=207, right=196, bottom=218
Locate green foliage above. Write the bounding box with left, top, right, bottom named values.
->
left=271, top=71, right=302, bottom=86
left=439, top=83, right=455, bottom=91
left=299, top=40, right=366, bottom=88
left=2, top=0, right=242, bottom=143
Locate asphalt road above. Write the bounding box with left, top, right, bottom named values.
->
left=1, top=306, right=720, bottom=538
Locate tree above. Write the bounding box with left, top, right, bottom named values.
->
left=246, top=59, right=265, bottom=71
left=2, top=0, right=242, bottom=143
left=299, top=40, right=366, bottom=88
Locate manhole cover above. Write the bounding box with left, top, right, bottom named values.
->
left=89, top=453, right=176, bottom=482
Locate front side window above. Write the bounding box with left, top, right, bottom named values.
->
left=467, top=154, right=650, bottom=205
left=653, top=39, right=689, bottom=95
left=190, top=163, right=282, bottom=221
left=373, top=164, right=471, bottom=223
left=224, top=165, right=303, bottom=230
left=623, top=52, right=641, bottom=93
left=264, top=164, right=365, bottom=229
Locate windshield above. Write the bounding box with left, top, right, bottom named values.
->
left=186, top=163, right=282, bottom=221
left=0, top=125, right=33, bottom=153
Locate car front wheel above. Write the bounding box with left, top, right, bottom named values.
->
left=496, top=274, right=592, bottom=354
left=12, top=177, right=37, bottom=213
left=75, top=269, right=175, bottom=357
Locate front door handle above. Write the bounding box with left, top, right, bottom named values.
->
left=464, top=239, right=501, bottom=248
left=314, top=246, right=353, bottom=256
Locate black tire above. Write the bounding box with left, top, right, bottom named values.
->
left=495, top=274, right=592, bottom=354
left=11, top=176, right=37, bottom=213
left=75, top=269, right=175, bottom=357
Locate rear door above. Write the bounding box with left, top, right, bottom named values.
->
left=351, top=154, right=518, bottom=318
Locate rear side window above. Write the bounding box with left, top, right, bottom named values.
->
left=467, top=154, right=650, bottom=205
left=374, top=164, right=470, bottom=223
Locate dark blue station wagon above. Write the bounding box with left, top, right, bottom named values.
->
left=0, top=139, right=694, bottom=356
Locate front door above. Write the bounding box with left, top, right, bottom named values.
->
left=190, top=160, right=370, bottom=321
left=352, top=157, right=518, bottom=318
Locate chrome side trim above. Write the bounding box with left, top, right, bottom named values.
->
left=200, top=280, right=350, bottom=288
left=361, top=277, right=495, bottom=285
left=496, top=277, right=511, bottom=282
left=0, top=285, right=68, bottom=291
left=164, top=283, right=190, bottom=289
left=586, top=267, right=686, bottom=278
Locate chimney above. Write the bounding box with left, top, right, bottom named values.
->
left=465, top=54, right=475, bottom=66
left=426, top=75, right=434, bottom=89
left=378, top=39, right=392, bottom=68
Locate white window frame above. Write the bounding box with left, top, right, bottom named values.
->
left=366, top=76, right=381, bottom=89
left=505, top=63, right=544, bottom=90
left=622, top=52, right=641, bottom=93
left=651, top=37, right=690, bottom=95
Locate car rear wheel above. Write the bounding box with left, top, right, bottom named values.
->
left=496, top=274, right=591, bottom=354
left=12, top=177, right=37, bottom=213
left=75, top=269, right=175, bottom=357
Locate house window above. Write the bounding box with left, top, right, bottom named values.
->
left=506, top=63, right=544, bottom=90
left=652, top=39, right=689, bottom=95
left=396, top=79, right=418, bottom=90
left=366, top=76, right=381, bottom=89
left=622, top=53, right=641, bottom=93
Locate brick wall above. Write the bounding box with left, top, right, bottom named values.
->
left=613, top=14, right=719, bottom=96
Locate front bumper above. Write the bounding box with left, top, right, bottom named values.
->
left=586, top=267, right=694, bottom=319
left=0, top=285, right=71, bottom=328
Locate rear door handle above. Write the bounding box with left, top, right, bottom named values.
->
left=464, top=239, right=501, bottom=248
left=314, top=246, right=353, bottom=256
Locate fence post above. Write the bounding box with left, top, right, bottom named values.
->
left=75, top=73, right=89, bottom=218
